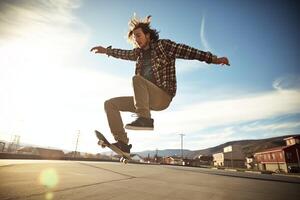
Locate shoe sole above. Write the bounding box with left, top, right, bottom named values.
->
left=125, top=125, right=154, bottom=131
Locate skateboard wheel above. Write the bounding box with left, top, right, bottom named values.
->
left=98, top=140, right=106, bottom=148
left=120, top=157, right=128, bottom=164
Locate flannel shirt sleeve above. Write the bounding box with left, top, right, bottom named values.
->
left=106, top=46, right=139, bottom=61
left=161, top=39, right=214, bottom=64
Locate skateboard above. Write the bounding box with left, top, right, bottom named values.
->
left=95, top=130, right=131, bottom=164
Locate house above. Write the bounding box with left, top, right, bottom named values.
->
left=254, top=136, right=300, bottom=173
left=213, top=145, right=246, bottom=168
left=131, top=154, right=145, bottom=163
left=143, top=154, right=163, bottom=164
left=191, top=155, right=213, bottom=167
left=163, top=156, right=183, bottom=165
left=64, top=151, right=82, bottom=158
left=82, top=152, right=98, bottom=159
left=213, top=152, right=224, bottom=167
left=17, top=147, right=65, bottom=159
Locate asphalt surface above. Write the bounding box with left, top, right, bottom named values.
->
left=0, top=160, right=299, bottom=200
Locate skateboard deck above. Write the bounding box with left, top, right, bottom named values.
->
left=95, top=130, right=131, bottom=163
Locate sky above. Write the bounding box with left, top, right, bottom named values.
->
left=0, top=0, right=300, bottom=154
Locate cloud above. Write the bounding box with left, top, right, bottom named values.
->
left=155, top=87, right=300, bottom=135
left=175, top=15, right=213, bottom=74
left=0, top=0, right=82, bottom=37
left=273, top=75, right=300, bottom=91
left=137, top=76, right=300, bottom=150
left=0, top=65, right=131, bottom=150
left=0, top=0, right=89, bottom=61
left=187, top=127, right=237, bottom=150
left=0, top=0, right=104, bottom=152
left=240, top=121, right=300, bottom=132
left=200, top=15, right=211, bottom=51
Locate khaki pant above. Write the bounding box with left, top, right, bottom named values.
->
left=104, top=75, right=172, bottom=144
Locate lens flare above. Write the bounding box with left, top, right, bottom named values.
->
left=39, top=168, right=59, bottom=188
left=45, top=192, right=54, bottom=200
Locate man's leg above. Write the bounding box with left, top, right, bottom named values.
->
left=104, top=96, right=135, bottom=144
left=132, top=75, right=151, bottom=118
left=126, top=75, right=172, bottom=130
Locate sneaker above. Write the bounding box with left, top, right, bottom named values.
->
left=125, top=117, right=154, bottom=130
left=112, top=141, right=132, bottom=154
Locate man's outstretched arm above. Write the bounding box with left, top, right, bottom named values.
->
left=90, top=45, right=140, bottom=61
left=160, top=40, right=230, bottom=66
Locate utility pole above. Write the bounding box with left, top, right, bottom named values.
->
left=296, top=148, right=300, bottom=168
left=16, top=135, right=20, bottom=151
left=0, top=142, right=5, bottom=152
left=74, top=130, right=80, bottom=158
left=179, top=134, right=185, bottom=159
left=231, top=150, right=233, bottom=168
left=155, top=148, right=158, bottom=163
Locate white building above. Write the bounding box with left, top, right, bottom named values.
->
left=213, top=145, right=246, bottom=168
left=213, top=153, right=224, bottom=166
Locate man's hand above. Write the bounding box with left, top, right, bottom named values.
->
left=90, top=46, right=107, bottom=54
left=215, top=57, right=230, bottom=66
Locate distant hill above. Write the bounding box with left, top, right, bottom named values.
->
left=134, top=134, right=299, bottom=159
left=186, top=135, right=294, bottom=159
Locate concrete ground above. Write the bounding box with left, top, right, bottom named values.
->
left=0, top=160, right=299, bottom=200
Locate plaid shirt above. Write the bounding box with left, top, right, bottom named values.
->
left=107, top=39, right=215, bottom=97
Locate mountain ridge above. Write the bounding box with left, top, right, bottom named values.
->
left=133, top=134, right=298, bottom=158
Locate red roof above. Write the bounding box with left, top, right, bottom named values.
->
left=254, top=144, right=300, bottom=155
left=284, top=135, right=300, bottom=140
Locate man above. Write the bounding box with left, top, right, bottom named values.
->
left=90, top=15, right=230, bottom=154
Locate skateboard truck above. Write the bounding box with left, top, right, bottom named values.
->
left=95, top=130, right=131, bottom=164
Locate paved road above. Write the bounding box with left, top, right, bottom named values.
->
left=0, top=160, right=299, bottom=200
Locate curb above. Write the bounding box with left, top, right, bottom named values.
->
left=273, top=173, right=300, bottom=178
left=225, top=168, right=237, bottom=172
left=245, top=170, right=262, bottom=174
